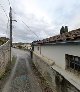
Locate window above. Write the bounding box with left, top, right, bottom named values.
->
left=65, top=54, right=80, bottom=71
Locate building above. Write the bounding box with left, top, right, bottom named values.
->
left=13, top=43, right=32, bottom=50
left=21, top=43, right=32, bottom=50
left=32, top=28, right=80, bottom=92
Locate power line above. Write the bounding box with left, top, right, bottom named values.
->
left=22, top=21, right=39, bottom=38
left=13, top=10, right=39, bottom=38
left=12, top=10, right=50, bottom=38
left=0, top=3, right=9, bottom=20
left=7, top=18, right=9, bottom=29
left=7, top=0, right=11, bottom=6
left=6, top=18, right=9, bottom=36
left=0, top=3, right=9, bottom=38
left=0, top=3, right=10, bottom=38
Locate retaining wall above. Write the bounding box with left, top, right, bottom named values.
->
left=0, top=41, right=10, bottom=77
left=32, top=52, right=80, bottom=92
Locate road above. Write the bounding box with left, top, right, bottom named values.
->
left=2, top=48, right=43, bottom=92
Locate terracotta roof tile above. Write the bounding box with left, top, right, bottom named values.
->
left=33, top=28, right=80, bottom=44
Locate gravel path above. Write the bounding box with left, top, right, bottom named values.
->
left=2, top=48, right=53, bottom=92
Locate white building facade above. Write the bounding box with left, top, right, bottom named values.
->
left=34, top=43, right=80, bottom=70
left=32, top=28, right=80, bottom=92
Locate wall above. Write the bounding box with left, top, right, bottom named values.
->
left=0, top=41, right=10, bottom=77
left=34, top=44, right=80, bottom=69
left=32, top=53, right=80, bottom=92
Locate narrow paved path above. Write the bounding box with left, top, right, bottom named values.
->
left=2, top=48, right=43, bottom=92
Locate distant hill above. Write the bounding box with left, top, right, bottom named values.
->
left=0, top=37, right=9, bottom=45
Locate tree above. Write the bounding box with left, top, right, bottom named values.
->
left=60, top=26, right=65, bottom=34
left=65, top=26, right=68, bottom=32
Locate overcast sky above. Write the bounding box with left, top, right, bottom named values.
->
left=0, top=0, right=80, bottom=42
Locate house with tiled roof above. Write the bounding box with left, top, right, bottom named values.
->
left=33, top=28, right=80, bottom=45
left=32, top=28, right=80, bottom=92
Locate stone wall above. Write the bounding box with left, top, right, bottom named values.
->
left=0, top=41, right=10, bottom=77
left=32, top=53, right=80, bottom=92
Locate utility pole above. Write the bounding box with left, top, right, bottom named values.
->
left=9, top=7, right=12, bottom=47
left=9, top=6, right=12, bottom=62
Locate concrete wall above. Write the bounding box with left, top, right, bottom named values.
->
left=0, top=41, right=10, bottom=77
left=32, top=53, right=80, bottom=92
left=34, top=44, right=80, bottom=69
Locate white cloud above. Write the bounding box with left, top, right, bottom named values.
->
left=0, top=0, right=80, bottom=42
